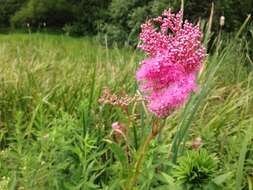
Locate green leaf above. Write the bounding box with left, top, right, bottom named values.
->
left=160, top=172, right=175, bottom=185
left=158, top=172, right=181, bottom=189
left=107, top=140, right=127, bottom=167
left=205, top=182, right=222, bottom=190
left=212, top=172, right=232, bottom=185
left=236, top=123, right=253, bottom=190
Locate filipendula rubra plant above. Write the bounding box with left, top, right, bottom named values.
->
left=137, top=9, right=205, bottom=117
left=126, top=9, right=206, bottom=189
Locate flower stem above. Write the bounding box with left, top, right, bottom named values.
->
left=126, top=119, right=160, bottom=190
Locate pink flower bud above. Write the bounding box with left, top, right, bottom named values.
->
left=112, top=122, right=125, bottom=141
left=112, top=122, right=123, bottom=132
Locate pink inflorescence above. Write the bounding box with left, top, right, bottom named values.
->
left=112, top=122, right=123, bottom=134
left=136, top=9, right=205, bottom=117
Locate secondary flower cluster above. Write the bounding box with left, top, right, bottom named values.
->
left=136, top=10, right=205, bottom=117
left=98, top=87, right=141, bottom=112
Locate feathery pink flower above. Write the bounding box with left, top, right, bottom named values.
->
left=137, top=10, right=205, bottom=117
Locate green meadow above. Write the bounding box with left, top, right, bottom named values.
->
left=0, top=32, right=253, bottom=189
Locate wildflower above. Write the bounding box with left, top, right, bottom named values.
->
left=137, top=9, right=205, bottom=117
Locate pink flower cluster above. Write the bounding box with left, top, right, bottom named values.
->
left=136, top=10, right=205, bottom=117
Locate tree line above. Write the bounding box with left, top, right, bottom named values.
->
left=0, top=0, right=252, bottom=45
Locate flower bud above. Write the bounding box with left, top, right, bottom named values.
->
left=111, top=122, right=125, bottom=142
left=112, top=122, right=123, bottom=134
left=192, top=137, right=203, bottom=150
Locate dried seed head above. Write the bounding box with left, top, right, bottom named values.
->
left=220, top=16, right=225, bottom=27
left=43, top=133, right=49, bottom=139
left=98, top=87, right=141, bottom=111
left=192, top=137, right=203, bottom=150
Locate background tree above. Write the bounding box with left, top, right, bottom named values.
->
left=0, top=0, right=251, bottom=45
left=11, top=0, right=73, bottom=28
left=0, top=0, right=27, bottom=28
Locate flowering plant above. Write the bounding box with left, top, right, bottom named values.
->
left=137, top=9, right=205, bottom=117
left=101, top=9, right=207, bottom=190
left=124, top=9, right=206, bottom=189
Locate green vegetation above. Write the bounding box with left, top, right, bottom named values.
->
left=0, top=31, right=253, bottom=189
left=0, top=0, right=252, bottom=44
left=174, top=149, right=217, bottom=189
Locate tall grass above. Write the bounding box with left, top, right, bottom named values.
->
left=0, top=32, right=253, bottom=189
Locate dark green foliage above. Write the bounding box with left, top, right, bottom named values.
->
left=67, top=0, right=111, bottom=35
left=99, top=0, right=137, bottom=46
left=0, top=0, right=252, bottom=44
left=104, top=0, right=253, bottom=45
left=216, top=0, right=253, bottom=32
left=101, top=0, right=177, bottom=46
left=9, top=0, right=111, bottom=34
left=184, top=0, right=253, bottom=32
left=11, top=0, right=73, bottom=28
left=0, top=0, right=27, bottom=27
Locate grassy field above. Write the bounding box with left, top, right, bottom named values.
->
left=0, top=33, right=253, bottom=190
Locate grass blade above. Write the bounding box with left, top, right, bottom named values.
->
left=235, top=120, right=253, bottom=190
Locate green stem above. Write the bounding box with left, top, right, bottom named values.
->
left=126, top=120, right=160, bottom=190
